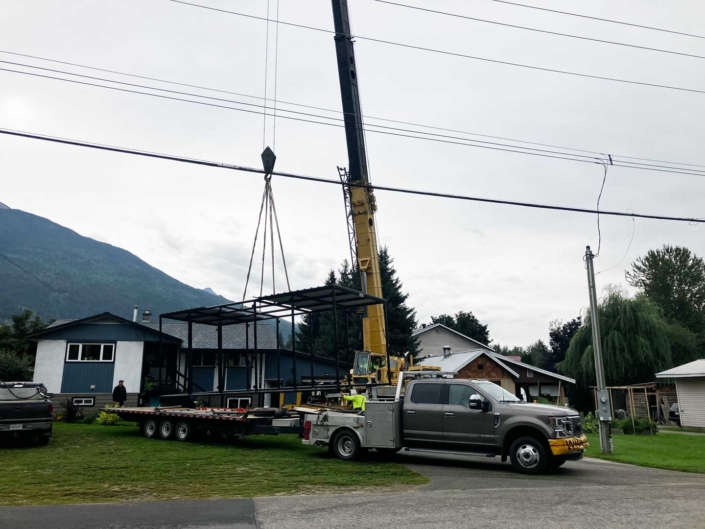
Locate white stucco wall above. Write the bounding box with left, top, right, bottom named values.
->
left=33, top=339, right=66, bottom=393
left=112, top=341, right=144, bottom=393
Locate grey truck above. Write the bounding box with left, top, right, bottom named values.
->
left=0, top=381, right=54, bottom=446
left=302, top=372, right=588, bottom=474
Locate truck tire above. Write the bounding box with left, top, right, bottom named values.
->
left=175, top=421, right=192, bottom=442
left=159, top=419, right=174, bottom=440
left=331, top=430, right=362, bottom=461
left=143, top=419, right=158, bottom=439
left=35, top=434, right=50, bottom=447
left=509, top=436, right=548, bottom=475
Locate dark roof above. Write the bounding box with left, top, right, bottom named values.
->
left=141, top=322, right=277, bottom=349
left=28, top=313, right=181, bottom=343
left=412, top=323, right=494, bottom=352
left=162, top=285, right=385, bottom=326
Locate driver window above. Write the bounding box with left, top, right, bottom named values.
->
left=448, top=384, right=483, bottom=408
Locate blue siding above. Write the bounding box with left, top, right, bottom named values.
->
left=191, top=367, right=214, bottom=392
left=61, top=363, right=115, bottom=393
left=272, top=355, right=342, bottom=385
left=225, top=368, right=249, bottom=390
left=39, top=323, right=179, bottom=343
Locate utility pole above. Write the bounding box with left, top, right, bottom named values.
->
left=585, top=245, right=613, bottom=454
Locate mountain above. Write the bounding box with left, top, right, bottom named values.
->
left=0, top=207, right=231, bottom=322
left=202, top=287, right=218, bottom=296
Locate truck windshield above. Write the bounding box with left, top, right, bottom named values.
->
left=474, top=381, right=521, bottom=403
left=353, top=352, right=370, bottom=375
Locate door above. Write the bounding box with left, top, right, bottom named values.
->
left=403, top=382, right=444, bottom=444
left=443, top=383, right=495, bottom=447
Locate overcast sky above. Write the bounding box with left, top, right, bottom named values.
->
left=2, top=0, right=705, bottom=347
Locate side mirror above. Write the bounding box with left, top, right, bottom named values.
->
left=468, top=397, right=483, bottom=410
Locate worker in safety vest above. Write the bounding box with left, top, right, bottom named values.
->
left=343, top=394, right=367, bottom=411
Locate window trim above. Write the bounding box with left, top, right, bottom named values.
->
left=226, top=397, right=251, bottom=409
left=65, top=343, right=116, bottom=363
left=72, top=397, right=95, bottom=407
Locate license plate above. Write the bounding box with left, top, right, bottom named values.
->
left=9, top=424, right=22, bottom=431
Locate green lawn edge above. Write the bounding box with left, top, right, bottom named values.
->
left=0, top=422, right=428, bottom=506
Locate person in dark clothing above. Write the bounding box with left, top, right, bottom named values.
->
left=112, top=380, right=127, bottom=406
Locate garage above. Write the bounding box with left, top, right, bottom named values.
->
left=657, top=359, right=705, bottom=428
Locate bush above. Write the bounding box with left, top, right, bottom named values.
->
left=96, top=403, right=121, bottom=426
left=0, top=349, right=33, bottom=381
left=81, top=410, right=100, bottom=424
left=582, top=412, right=599, bottom=434
left=612, top=417, right=658, bottom=435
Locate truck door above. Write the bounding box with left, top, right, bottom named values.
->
left=443, top=383, right=495, bottom=447
left=403, top=382, right=444, bottom=445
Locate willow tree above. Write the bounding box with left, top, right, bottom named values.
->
left=560, top=290, right=672, bottom=389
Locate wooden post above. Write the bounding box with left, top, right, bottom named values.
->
left=629, top=388, right=636, bottom=435
left=645, top=387, right=653, bottom=435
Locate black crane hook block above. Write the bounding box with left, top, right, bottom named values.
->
left=261, top=147, right=276, bottom=174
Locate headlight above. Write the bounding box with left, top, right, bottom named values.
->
left=549, top=416, right=575, bottom=437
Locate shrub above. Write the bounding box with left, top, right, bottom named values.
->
left=612, top=417, right=658, bottom=435
left=96, top=403, right=121, bottom=426
left=81, top=410, right=100, bottom=424
left=582, top=412, right=599, bottom=433
left=0, top=349, right=33, bottom=381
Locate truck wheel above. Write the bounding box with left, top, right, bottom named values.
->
left=509, top=436, right=548, bottom=474
left=159, top=419, right=174, bottom=440
left=175, top=421, right=192, bottom=442
left=332, top=430, right=362, bottom=461
left=143, top=419, right=158, bottom=439
left=35, top=435, right=50, bottom=447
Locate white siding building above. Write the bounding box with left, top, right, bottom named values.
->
left=657, top=359, right=705, bottom=428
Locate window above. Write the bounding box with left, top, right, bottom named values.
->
left=477, top=363, right=484, bottom=370
left=527, top=369, right=533, bottom=378
left=448, top=384, right=483, bottom=408
left=192, top=351, right=216, bottom=367
left=410, top=383, right=442, bottom=405
left=72, top=397, right=95, bottom=407
left=226, top=397, right=251, bottom=409
left=66, top=343, right=115, bottom=362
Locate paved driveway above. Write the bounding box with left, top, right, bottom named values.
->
left=3, top=454, right=705, bottom=528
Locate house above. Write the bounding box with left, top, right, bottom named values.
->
left=413, top=323, right=494, bottom=358
left=30, top=310, right=345, bottom=410
left=418, top=348, right=575, bottom=404
left=656, top=359, right=705, bottom=428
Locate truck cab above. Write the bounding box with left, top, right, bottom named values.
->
left=303, top=373, right=588, bottom=474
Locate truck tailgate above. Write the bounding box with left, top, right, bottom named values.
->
left=0, top=400, right=52, bottom=423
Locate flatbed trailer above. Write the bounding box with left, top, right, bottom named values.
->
left=113, top=406, right=303, bottom=441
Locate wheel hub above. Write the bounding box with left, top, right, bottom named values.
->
left=516, top=444, right=540, bottom=468
left=339, top=437, right=354, bottom=456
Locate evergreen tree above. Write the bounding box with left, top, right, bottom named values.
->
left=379, top=247, right=419, bottom=356
left=430, top=310, right=491, bottom=345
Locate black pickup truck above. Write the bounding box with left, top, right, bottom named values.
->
left=0, top=382, right=54, bottom=445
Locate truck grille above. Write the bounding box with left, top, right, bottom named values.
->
left=569, top=416, right=583, bottom=436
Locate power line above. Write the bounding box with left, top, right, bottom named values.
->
left=3, top=49, right=705, bottom=172
left=0, top=253, right=84, bottom=307
left=376, top=0, right=705, bottom=61
left=492, top=0, right=705, bottom=41
left=170, top=0, right=705, bottom=96
left=1, top=127, right=703, bottom=225
left=5, top=63, right=705, bottom=179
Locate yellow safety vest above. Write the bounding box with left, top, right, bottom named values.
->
left=343, top=394, right=367, bottom=411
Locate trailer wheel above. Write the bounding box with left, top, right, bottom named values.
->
left=143, top=419, right=158, bottom=439
left=331, top=430, right=362, bottom=461
left=175, top=421, right=191, bottom=442
left=159, top=419, right=174, bottom=440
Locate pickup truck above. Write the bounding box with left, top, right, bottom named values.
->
left=0, top=382, right=54, bottom=446
left=302, top=373, right=588, bottom=474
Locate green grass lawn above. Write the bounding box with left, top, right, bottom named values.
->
left=585, top=432, right=705, bottom=473
left=0, top=422, right=426, bottom=506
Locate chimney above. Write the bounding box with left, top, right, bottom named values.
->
left=142, top=310, right=152, bottom=323
left=421, top=323, right=427, bottom=329
left=132, top=305, right=138, bottom=322
left=443, top=345, right=452, bottom=358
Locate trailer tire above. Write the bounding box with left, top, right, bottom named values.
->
left=331, top=430, right=362, bottom=461
left=143, top=419, right=158, bottom=439
left=159, top=419, right=174, bottom=440
left=175, top=421, right=192, bottom=442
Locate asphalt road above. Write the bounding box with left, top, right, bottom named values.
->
left=3, top=454, right=705, bottom=528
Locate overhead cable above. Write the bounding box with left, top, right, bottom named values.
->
left=375, top=0, right=705, bottom=61
left=4, top=64, right=705, bottom=179
left=169, top=0, right=705, bottom=96
left=491, top=0, right=705, bottom=41
left=3, top=49, right=705, bottom=172
left=1, top=127, right=703, bottom=225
